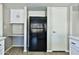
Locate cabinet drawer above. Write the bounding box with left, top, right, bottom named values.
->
left=0, top=40, right=4, bottom=49
left=71, top=47, right=79, bottom=55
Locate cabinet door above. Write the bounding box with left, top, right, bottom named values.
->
left=71, top=39, right=79, bottom=55
left=0, top=4, right=3, bottom=36
left=10, top=9, right=25, bottom=23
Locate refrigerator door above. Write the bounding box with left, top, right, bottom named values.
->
left=29, top=17, right=47, bottom=51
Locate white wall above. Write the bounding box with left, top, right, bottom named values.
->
left=0, top=4, right=3, bottom=36
left=71, top=6, right=79, bottom=37
left=47, top=7, right=52, bottom=51
left=28, top=11, right=46, bottom=17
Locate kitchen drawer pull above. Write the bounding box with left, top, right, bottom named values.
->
left=0, top=44, right=1, bottom=46
left=71, top=42, right=76, bottom=45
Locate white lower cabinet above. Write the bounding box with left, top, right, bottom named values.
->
left=71, top=48, right=79, bottom=55
left=71, top=39, right=79, bottom=55
left=0, top=48, right=4, bottom=55
left=0, top=40, right=4, bottom=55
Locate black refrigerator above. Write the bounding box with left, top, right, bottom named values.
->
left=28, top=17, right=47, bottom=52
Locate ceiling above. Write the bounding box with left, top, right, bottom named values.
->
left=3, top=3, right=79, bottom=11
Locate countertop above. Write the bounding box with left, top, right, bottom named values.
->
left=0, top=37, right=6, bottom=41
left=69, top=36, right=79, bottom=41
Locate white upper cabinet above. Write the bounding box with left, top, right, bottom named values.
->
left=0, top=4, right=3, bottom=36
left=10, top=9, right=25, bottom=23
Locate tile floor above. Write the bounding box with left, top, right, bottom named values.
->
left=5, top=47, right=69, bottom=55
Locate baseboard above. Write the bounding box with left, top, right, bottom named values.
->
left=5, top=46, right=13, bottom=53
left=12, top=45, right=24, bottom=47
left=47, top=50, right=52, bottom=52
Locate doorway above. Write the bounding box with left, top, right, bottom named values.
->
left=47, top=7, right=68, bottom=51
left=51, top=7, right=68, bottom=51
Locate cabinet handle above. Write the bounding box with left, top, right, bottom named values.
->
left=0, top=44, right=1, bottom=46
left=71, top=42, right=76, bottom=45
